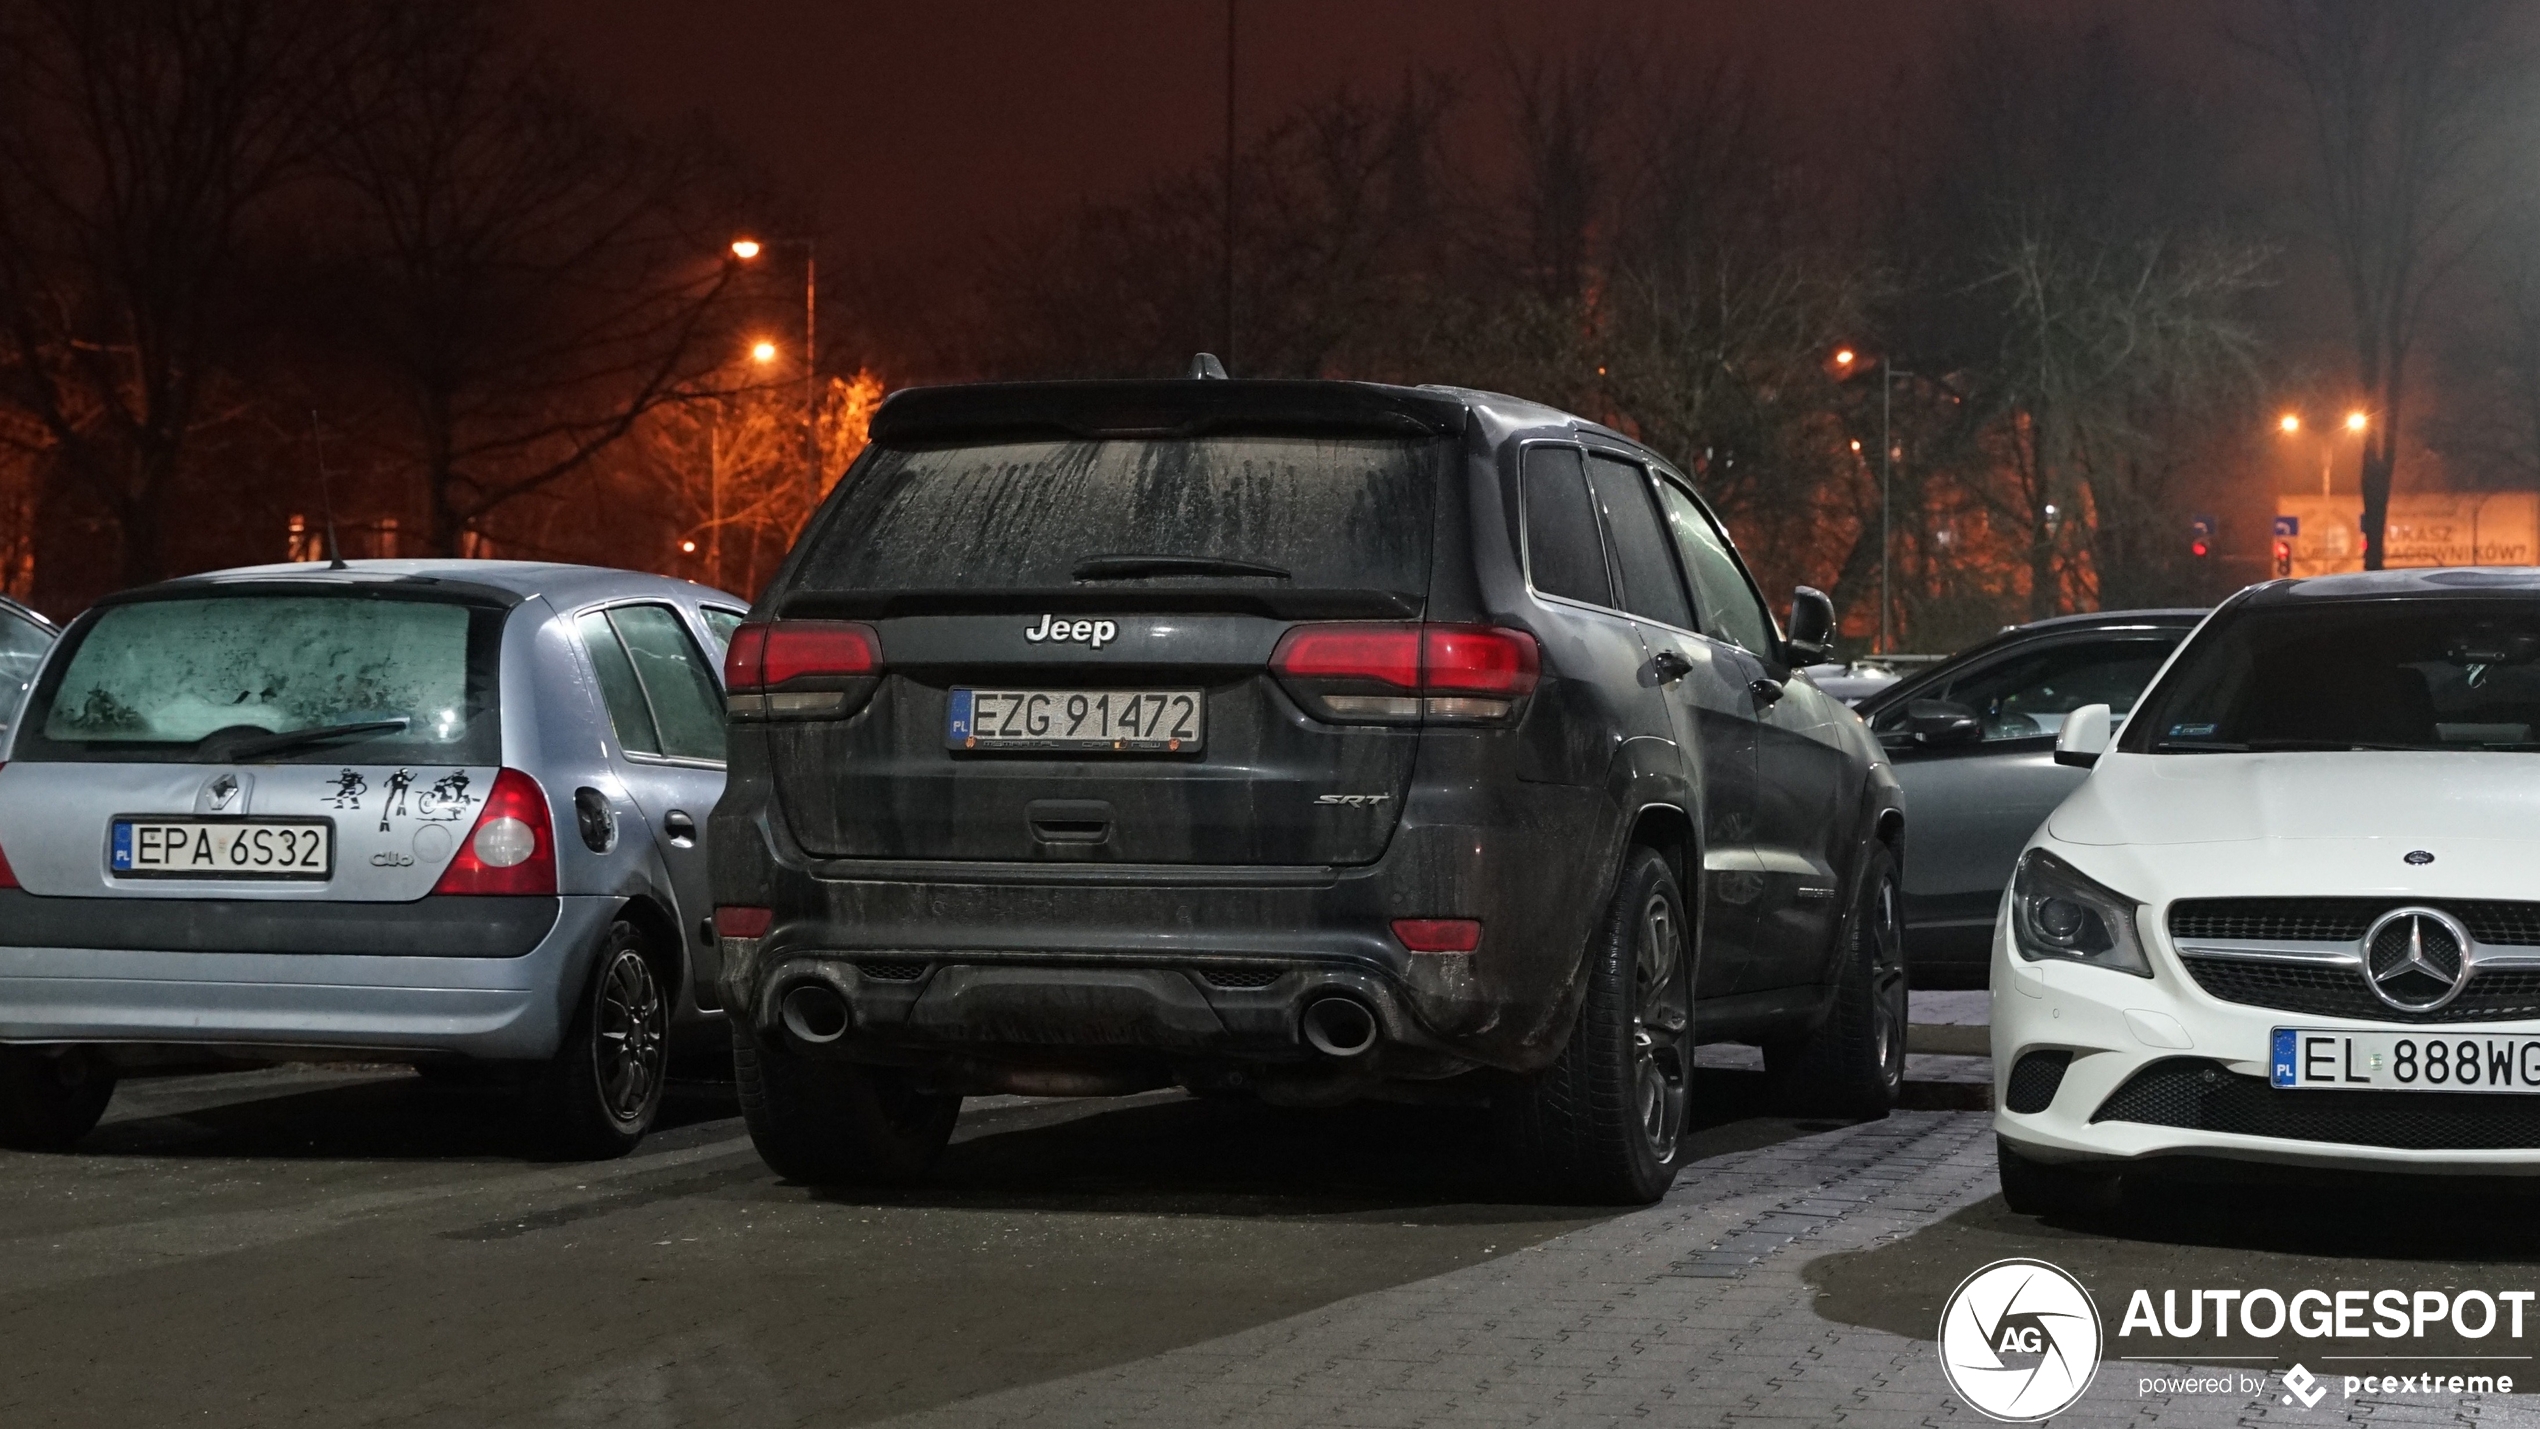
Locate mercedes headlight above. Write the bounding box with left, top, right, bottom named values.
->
left=2011, top=849, right=2150, bottom=977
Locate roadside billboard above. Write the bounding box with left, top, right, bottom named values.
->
left=2275, top=493, right=2539, bottom=576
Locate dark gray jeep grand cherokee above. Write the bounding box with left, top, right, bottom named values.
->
left=711, top=376, right=1906, bottom=1203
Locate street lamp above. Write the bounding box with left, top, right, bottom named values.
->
left=1875, top=353, right=1918, bottom=656
left=749, top=339, right=778, bottom=364
left=2277, top=409, right=2367, bottom=495
left=729, top=235, right=819, bottom=501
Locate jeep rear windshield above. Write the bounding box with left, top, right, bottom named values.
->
left=2125, top=597, right=2540, bottom=753
left=18, top=593, right=503, bottom=764
left=785, top=434, right=1440, bottom=602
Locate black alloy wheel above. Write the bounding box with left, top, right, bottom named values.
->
left=1766, top=842, right=1906, bottom=1118
left=533, top=918, right=670, bottom=1159
left=1631, top=883, right=1692, bottom=1161
left=1497, top=845, right=1694, bottom=1205
left=593, top=944, right=667, bottom=1124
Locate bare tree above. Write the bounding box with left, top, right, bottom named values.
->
left=318, top=1, right=747, bottom=554
left=0, top=0, right=345, bottom=599
left=2254, top=0, right=2521, bottom=568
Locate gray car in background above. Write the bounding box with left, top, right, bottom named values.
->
left=1853, top=609, right=2203, bottom=987
left=0, top=561, right=745, bottom=1156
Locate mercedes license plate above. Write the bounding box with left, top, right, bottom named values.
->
left=948, top=688, right=1203, bottom=752
left=2271, top=1027, right=2540, bottom=1093
left=111, top=819, right=333, bottom=878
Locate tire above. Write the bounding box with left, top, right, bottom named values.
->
left=1765, top=842, right=1905, bottom=1119
left=529, top=919, right=669, bottom=1160
left=733, top=1026, right=959, bottom=1185
left=0, top=1046, right=117, bottom=1151
left=1496, top=846, right=1693, bottom=1205
left=1997, top=1135, right=2118, bottom=1218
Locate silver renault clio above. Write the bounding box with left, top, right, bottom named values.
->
left=0, top=560, right=745, bottom=1157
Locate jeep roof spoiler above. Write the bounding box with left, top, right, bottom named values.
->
left=868, top=379, right=1470, bottom=444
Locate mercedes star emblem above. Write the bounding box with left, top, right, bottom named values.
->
left=2361, top=906, right=2473, bottom=1013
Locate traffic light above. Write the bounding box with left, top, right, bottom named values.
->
left=2190, top=514, right=2216, bottom=560
left=2273, top=539, right=2293, bottom=577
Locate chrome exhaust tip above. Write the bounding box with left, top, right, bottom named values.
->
left=1300, top=996, right=1379, bottom=1058
left=779, top=982, right=851, bottom=1045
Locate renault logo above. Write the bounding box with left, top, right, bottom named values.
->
left=2361, top=906, right=2473, bottom=1013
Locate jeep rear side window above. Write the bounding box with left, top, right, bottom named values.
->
left=1522, top=446, right=1614, bottom=608
left=789, top=435, right=1438, bottom=597
left=1584, top=455, right=1694, bottom=630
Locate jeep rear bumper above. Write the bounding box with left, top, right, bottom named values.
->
left=718, top=850, right=1588, bottom=1077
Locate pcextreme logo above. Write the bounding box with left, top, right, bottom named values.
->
left=1939, top=1258, right=2104, bottom=1422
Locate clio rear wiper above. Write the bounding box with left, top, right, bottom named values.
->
left=216, top=718, right=410, bottom=762
left=1071, top=554, right=1291, bottom=582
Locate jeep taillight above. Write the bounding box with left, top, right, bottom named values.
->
left=1270, top=622, right=1540, bottom=724
left=430, top=768, right=556, bottom=896
left=724, top=619, right=882, bottom=719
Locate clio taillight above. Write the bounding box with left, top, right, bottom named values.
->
left=430, top=768, right=556, bottom=896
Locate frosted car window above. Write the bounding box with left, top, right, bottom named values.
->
left=30, top=595, right=499, bottom=763
left=579, top=612, right=661, bottom=757
left=701, top=608, right=744, bottom=654
left=794, top=435, right=1438, bottom=597
left=0, top=609, right=50, bottom=742
left=607, top=605, right=725, bottom=763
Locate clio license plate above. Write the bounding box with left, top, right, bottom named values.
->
left=111, top=819, right=333, bottom=878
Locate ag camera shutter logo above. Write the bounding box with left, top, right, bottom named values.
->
left=1940, top=1258, right=2103, bottom=1421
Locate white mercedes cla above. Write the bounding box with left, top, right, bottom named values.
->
left=1993, top=569, right=2540, bottom=1213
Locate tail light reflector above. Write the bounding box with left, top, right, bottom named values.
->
left=1392, top=918, right=1482, bottom=953
left=1271, top=623, right=1540, bottom=724
left=715, top=905, right=773, bottom=939
left=724, top=620, right=882, bottom=719
left=430, top=768, right=556, bottom=895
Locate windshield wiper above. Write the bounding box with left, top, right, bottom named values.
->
left=216, top=718, right=410, bottom=762
left=1071, top=554, right=1291, bottom=582
left=2244, top=737, right=2447, bottom=752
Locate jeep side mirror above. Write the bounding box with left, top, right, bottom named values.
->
left=1906, top=698, right=1983, bottom=747
left=1785, top=586, right=1836, bottom=665
left=2055, top=702, right=2112, bottom=768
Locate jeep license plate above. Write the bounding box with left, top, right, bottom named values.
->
left=948, top=689, right=1203, bottom=752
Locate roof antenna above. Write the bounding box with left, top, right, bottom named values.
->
left=309, top=409, right=347, bottom=570
left=1186, top=352, right=1229, bottom=379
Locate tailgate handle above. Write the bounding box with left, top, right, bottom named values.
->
left=1028, top=800, right=1113, bottom=845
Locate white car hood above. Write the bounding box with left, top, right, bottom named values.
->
left=2049, top=750, right=2540, bottom=846
left=2041, top=750, right=2540, bottom=905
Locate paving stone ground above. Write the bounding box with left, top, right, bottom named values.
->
left=870, top=1111, right=2540, bottom=1429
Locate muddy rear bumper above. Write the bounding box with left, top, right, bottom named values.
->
left=718, top=849, right=1576, bottom=1077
